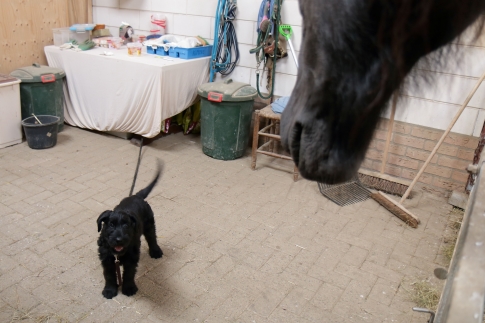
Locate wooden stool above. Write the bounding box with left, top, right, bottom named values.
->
left=251, top=106, right=299, bottom=181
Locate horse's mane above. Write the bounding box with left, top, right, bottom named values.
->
left=368, top=0, right=485, bottom=112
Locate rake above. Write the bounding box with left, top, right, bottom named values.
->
left=279, top=24, right=298, bottom=68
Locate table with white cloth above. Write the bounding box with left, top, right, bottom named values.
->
left=44, top=45, right=210, bottom=138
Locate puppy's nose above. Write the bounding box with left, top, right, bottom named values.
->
left=116, top=237, right=122, bottom=243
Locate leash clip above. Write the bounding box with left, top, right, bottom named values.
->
left=114, top=254, right=122, bottom=286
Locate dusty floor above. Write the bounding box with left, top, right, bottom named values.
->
left=0, top=125, right=454, bottom=322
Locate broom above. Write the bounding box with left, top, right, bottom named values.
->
left=359, top=92, right=412, bottom=197
left=371, top=70, right=485, bottom=227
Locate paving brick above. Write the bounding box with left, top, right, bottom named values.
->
left=268, top=306, right=313, bottom=323
left=387, top=154, right=420, bottom=169
left=311, top=282, right=344, bottom=311
left=336, top=233, right=373, bottom=250
left=393, top=134, right=425, bottom=149
left=335, top=263, right=378, bottom=288
left=0, top=264, right=32, bottom=291
left=401, top=168, right=434, bottom=184
left=406, top=147, right=439, bottom=162
left=260, top=251, right=295, bottom=274
left=281, top=268, right=323, bottom=293
left=456, top=147, right=475, bottom=161
left=243, top=243, right=277, bottom=270
left=423, top=164, right=453, bottom=178
left=438, top=155, right=471, bottom=170
left=279, top=286, right=315, bottom=315
left=0, top=284, right=41, bottom=315
left=411, top=127, right=443, bottom=141
left=0, top=125, right=459, bottom=322
left=423, top=141, right=460, bottom=157
left=374, top=141, right=407, bottom=155
left=373, top=129, right=388, bottom=141
left=203, top=288, right=253, bottom=322
left=444, top=133, right=479, bottom=149
left=366, top=149, right=384, bottom=161
left=339, top=279, right=373, bottom=307
left=367, top=278, right=399, bottom=306
left=394, top=122, right=412, bottom=135
left=361, top=261, right=404, bottom=283
left=383, top=163, right=404, bottom=177
left=361, top=158, right=375, bottom=170
left=366, top=244, right=393, bottom=266
left=238, top=309, right=271, bottom=323
left=432, top=177, right=465, bottom=191
left=451, top=170, right=470, bottom=184
left=340, top=246, right=369, bottom=267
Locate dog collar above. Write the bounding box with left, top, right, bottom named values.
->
left=114, top=255, right=122, bottom=286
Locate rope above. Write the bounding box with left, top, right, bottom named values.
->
left=210, top=0, right=240, bottom=81
left=254, top=0, right=283, bottom=100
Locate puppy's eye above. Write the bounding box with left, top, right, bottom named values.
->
left=109, top=222, right=114, bottom=228
left=122, top=224, right=128, bottom=228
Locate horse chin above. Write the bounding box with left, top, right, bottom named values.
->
left=282, top=115, right=361, bottom=185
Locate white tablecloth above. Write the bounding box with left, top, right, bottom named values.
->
left=44, top=45, right=210, bottom=138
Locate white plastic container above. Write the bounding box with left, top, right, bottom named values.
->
left=69, top=30, right=90, bottom=44
left=53, top=27, right=70, bottom=46
left=0, top=75, right=22, bottom=149
left=127, top=42, right=142, bottom=56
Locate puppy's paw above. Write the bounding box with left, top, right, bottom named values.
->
left=122, top=283, right=138, bottom=296
left=149, top=246, right=163, bottom=259
left=102, top=286, right=118, bottom=299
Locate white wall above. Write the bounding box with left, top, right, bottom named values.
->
left=92, top=0, right=301, bottom=98
left=389, top=25, right=485, bottom=137
left=92, top=0, right=484, bottom=137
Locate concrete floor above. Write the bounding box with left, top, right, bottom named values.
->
left=0, top=125, right=454, bottom=322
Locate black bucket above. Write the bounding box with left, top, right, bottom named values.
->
left=21, top=115, right=60, bottom=149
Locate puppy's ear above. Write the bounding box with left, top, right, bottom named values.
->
left=97, top=211, right=111, bottom=232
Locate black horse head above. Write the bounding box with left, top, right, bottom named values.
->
left=281, top=0, right=485, bottom=184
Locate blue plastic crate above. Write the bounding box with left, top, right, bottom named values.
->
left=169, top=45, right=213, bottom=59
left=146, top=45, right=169, bottom=56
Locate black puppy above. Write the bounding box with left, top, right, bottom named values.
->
left=97, top=164, right=163, bottom=299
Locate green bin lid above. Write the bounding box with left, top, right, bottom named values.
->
left=198, top=79, right=257, bottom=102
left=10, top=63, right=65, bottom=83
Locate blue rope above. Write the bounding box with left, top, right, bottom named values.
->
left=210, top=0, right=239, bottom=81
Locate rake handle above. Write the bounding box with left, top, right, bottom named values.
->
left=381, top=92, right=397, bottom=174
left=399, top=70, right=485, bottom=203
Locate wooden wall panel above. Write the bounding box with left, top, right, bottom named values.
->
left=0, top=0, right=91, bottom=75
left=68, top=0, right=93, bottom=25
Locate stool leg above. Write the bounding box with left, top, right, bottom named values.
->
left=275, top=121, right=280, bottom=153
left=269, top=120, right=275, bottom=152
left=251, top=110, right=260, bottom=170
left=293, top=166, right=299, bottom=182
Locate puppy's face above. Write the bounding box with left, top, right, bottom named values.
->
left=97, top=211, right=137, bottom=255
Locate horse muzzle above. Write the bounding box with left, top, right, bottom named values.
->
left=280, top=107, right=361, bottom=184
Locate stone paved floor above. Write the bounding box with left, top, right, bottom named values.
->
left=0, top=125, right=454, bottom=323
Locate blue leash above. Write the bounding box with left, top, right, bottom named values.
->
left=209, top=0, right=239, bottom=82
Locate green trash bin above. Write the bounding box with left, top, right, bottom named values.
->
left=198, top=79, right=257, bottom=160
left=10, top=63, right=66, bottom=132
